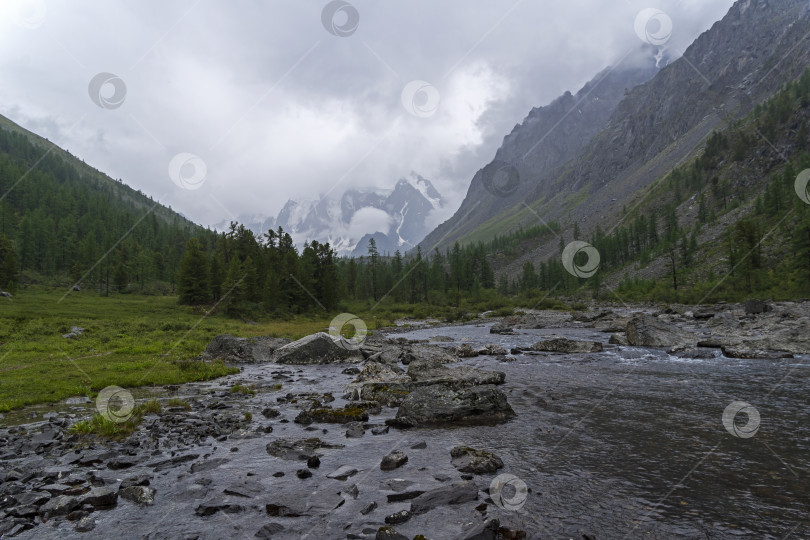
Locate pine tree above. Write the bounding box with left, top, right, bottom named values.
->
left=177, top=238, right=210, bottom=305
left=0, top=234, right=20, bottom=292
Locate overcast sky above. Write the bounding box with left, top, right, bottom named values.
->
left=0, top=0, right=735, bottom=229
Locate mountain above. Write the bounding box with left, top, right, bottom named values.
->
left=0, top=113, right=210, bottom=291
left=219, top=172, right=446, bottom=257
left=418, top=45, right=663, bottom=252
left=419, top=0, right=810, bottom=282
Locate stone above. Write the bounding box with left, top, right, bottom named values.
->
left=265, top=501, right=306, bottom=517
left=261, top=407, right=281, bottom=418
left=376, top=527, right=409, bottom=540
left=744, top=299, right=772, bottom=314
left=410, top=440, right=427, bottom=449
left=626, top=314, right=694, bottom=348
left=450, top=446, right=504, bottom=474
left=266, top=438, right=343, bottom=461
left=272, top=332, right=362, bottom=364
left=255, top=523, right=285, bottom=538
left=460, top=518, right=500, bottom=540
left=608, top=333, right=629, bottom=346
left=326, top=465, right=358, bottom=481
left=294, top=406, right=369, bottom=425
left=345, top=422, right=365, bottom=438
left=380, top=450, right=408, bottom=471
left=203, top=334, right=290, bottom=363
left=307, top=455, right=321, bottom=468
left=456, top=343, right=479, bottom=357
left=409, top=481, right=479, bottom=515
left=78, top=487, right=118, bottom=509
left=394, top=385, right=515, bottom=426
left=119, top=486, right=155, bottom=506
left=40, top=495, right=80, bottom=516
left=479, top=344, right=507, bottom=355
left=531, top=338, right=602, bottom=353
left=75, top=516, right=96, bottom=533
left=195, top=498, right=246, bottom=516
left=489, top=322, right=516, bottom=335
left=371, top=426, right=389, bottom=435
left=384, top=509, right=412, bottom=525
left=360, top=501, right=378, bottom=515
left=296, top=469, right=312, bottom=479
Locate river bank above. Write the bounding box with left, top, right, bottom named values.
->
left=1, top=302, right=808, bottom=539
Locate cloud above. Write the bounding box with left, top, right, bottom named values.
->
left=0, top=0, right=736, bottom=228
left=347, top=206, right=393, bottom=237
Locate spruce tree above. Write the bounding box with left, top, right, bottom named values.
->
left=0, top=234, right=20, bottom=292
left=177, top=238, right=210, bottom=304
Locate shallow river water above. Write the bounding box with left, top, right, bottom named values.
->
left=6, top=320, right=810, bottom=539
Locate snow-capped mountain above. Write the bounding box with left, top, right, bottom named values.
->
left=216, top=173, right=446, bottom=256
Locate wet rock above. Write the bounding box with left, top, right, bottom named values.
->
left=380, top=450, right=408, bottom=471
left=360, top=501, right=377, bottom=515
left=386, top=490, right=425, bottom=502
left=409, top=481, right=479, bottom=515
left=296, top=469, right=312, bottom=479
left=223, top=478, right=263, bottom=498
left=478, top=344, right=507, bottom=355
left=406, top=361, right=506, bottom=388
left=489, top=322, right=516, bottom=335
left=394, top=385, right=515, bottom=427
left=670, top=348, right=715, bottom=359
left=410, top=440, right=427, bottom=449
left=721, top=346, right=792, bottom=359
left=371, top=426, right=389, bottom=435
left=265, top=501, right=306, bottom=517
left=203, top=334, right=290, bottom=363
left=119, top=474, right=151, bottom=488
left=266, top=438, right=344, bottom=461
left=744, top=299, right=772, bottom=314
left=261, top=407, right=281, bottom=418
left=345, top=422, right=365, bottom=438
left=460, top=517, right=500, bottom=540
left=148, top=453, right=199, bottom=471
left=78, top=486, right=118, bottom=509
left=401, top=344, right=459, bottom=365
left=119, top=486, right=155, bottom=506
left=456, top=343, right=479, bottom=358
left=190, top=457, right=230, bottom=474
left=255, top=523, right=285, bottom=538
left=450, top=446, right=504, bottom=474
left=295, top=405, right=369, bottom=425
left=307, top=455, right=321, bottom=468
left=384, top=509, right=412, bottom=524
left=107, top=456, right=138, bottom=470
left=531, top=337, right=602, bottom=353
left=376, top=527, right=409, bottom=540
left=326, top=465, right=358, bottom=481
left=344, top=484, right=359, bottom=499
left=195, top=497, right=246, bottom=516
left=40, top=495, right=80, bottom=516
left=626, top=314, right=694, bottom=348
left=272, top=332, right=362, bottom=364
left=75, top=516, right=95, bottom=533
left=14, top=491, right=50, bottom=507
left=608, top=333, right=629, bottom=346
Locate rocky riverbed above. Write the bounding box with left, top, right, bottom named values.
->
left=1, top=302, right=809, bottom=539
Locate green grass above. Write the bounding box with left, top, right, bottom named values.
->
left=0, top=287, right=335, bottom=412
left=230, top=383, right=256, bottom=396
left=69, top=398, right=163, bottom=440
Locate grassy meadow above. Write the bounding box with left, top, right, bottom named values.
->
left=0, top=287, right=339, bottom=412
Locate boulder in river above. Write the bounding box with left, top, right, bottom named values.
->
left=626, top=314, right=695, bottom=348
left=744, top=299, right=772, bottom=315
left=409, top=480, right=479, bottom=515
left=203, top=334, right=290, bottom=363
left=530, top=337, right=602, bottom=353
left=406, top=360, right=506, bottom=389
left=272, top=332, right=363, bottom=364
left=450, top=446, right=503, bottom=474
left=392, top=384, right=515, bottom=427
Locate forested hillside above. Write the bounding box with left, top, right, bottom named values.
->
left=0, top=116, right=211, bottom=293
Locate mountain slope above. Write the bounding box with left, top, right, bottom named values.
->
left=422, top=0, right=810, bottom=282
left=418, top=46, right=662, bottom=252
left=0, top=114, right=210, bottom=291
